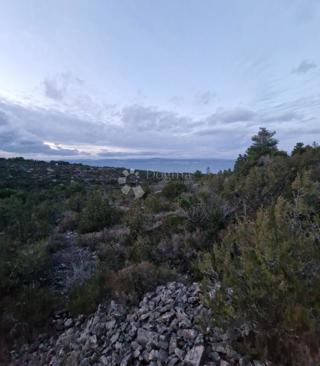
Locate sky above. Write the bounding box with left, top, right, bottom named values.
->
left=0, top=0, right=320, bottom=160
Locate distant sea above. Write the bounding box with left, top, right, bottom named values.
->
left=72, top=158, right=235, bottom=173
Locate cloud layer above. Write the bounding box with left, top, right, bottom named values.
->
left=292, top=60, right=317, bottom=74
left=1, top=87, right=319, bottom=160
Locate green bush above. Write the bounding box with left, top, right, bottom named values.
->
left=0, top=194, right=60, bottom=243
left=0, top=188, right=17, bottom=199
left=47, top=233, right=68, bottom=253
left=144, top=194, right=171, bottom=213
left=0, top=238, right=51, bottom=292
left=193, top=170, right=203, bottom=179
left=14, top=286, right=56, bottom=329
left=200, top=192, right=320, bottom=365
left=162, top=214, right=186, bottom=233
left=162, top=181, right=187, bottom=200
left=124, top=202, right=149, bottom=239
left=131, top=235, right=154, bottom=262
left=180, top=193, right=228, bottom=238
left=68, top=272, right=108, bottom=315
left=0, top=286, right=56, bottom=344
left=15, top=241, right=51, bottom=286
left=78, top=190, right=121, bottom=233
left=68, top=191, right=86, bottom=212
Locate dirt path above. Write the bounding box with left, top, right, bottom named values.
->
left=50, top=231, right=97, bottom=296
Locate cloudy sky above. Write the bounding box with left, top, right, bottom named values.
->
left=1, top=0, right=320, bottom=160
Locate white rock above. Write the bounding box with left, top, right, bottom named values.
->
left=184, top=345, right=204, bottom=366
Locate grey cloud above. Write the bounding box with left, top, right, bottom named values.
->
left=261, top=111, right=302, bottom=123
left=121, top=105, right=195, bottom=132
left=271, top=98, right=320, bottom=116
left=97, top=150, right=158, bottom=158
left=0, top=99, right=165, bottom=158
left=1, top=94, right=318, bottom=160
left=169, top=96, right=184, bottom=106
left=0, top=100, right=104, bottom=156
left=0, top=99, right=263, bottom=159
left=194, top=91, right=215, bottom=106
left=206, top=107, right=256, bottom=125
left=0, top=100, right=107, bottom=145
left=0, top=111, right=8, bottom=126
left=278, top=125, right=320, bottom=137
left=44, top=79, right=65, bottom=100
left=195, top=127, right=235, bottom=136
left=43, top=73, right=83, bottom=101
left=219, top=108, right=256, bottom=123
left=292, top=60, right=317, bottom=74
left=0, top=110, right=79, bottom=155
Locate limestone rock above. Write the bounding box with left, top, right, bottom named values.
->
left=184, top=345, right=205, bottom=366
left=10, top=282, right=262, bottom=366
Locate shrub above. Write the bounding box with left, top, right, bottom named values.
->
left=193, top=170, right=203, bottom=179
left=131, top=235, right=154, bottom=262
left=15, top=241, right=51, bottom=285
left=162, top=181, right=187, bottom=200
left=200, top=195, right=320, bottom=365
left=98, top=242, right=128, bottom=271
left=0, top=238, right=54, bottom=345
left=57, top=211, right=78, bottom=232
left=124, top=202, right=149, bottom=239
left=0, top=286, right=56, bottom=344
left=77, top=232, right=102, bottom=250
left=78, top=190, right=121, bottom=233
left=162, top=214, right=186, bottom=233
left=0, top=188, right=17, bottom=199
left=0, top=194, right=60, bottom=243
left=223, top=155, right=293, bottom=216
left=47, top=232, right=68, bottom=253
left=14, top=286, right=56, bottom=330
left=0, top=240, right=52, bottom=291
left=68, top=272, right=108, bottom=315
left=156, top=230, right=205, bottom=274
left=144, top=194, right=171, bottom=213
left=108, top=262, right=176, bottom=304
left=180, top=193, right=229, bottom=238
left=68, top=191, right=86, bottom=212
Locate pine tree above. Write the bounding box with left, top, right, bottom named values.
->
left=234, top=128, right=280, bottom=173
left=246, top=127, right=278, bottom=161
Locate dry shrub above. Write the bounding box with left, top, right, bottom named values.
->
left=57, top=211, right=78, bottom=232
left=156, top=230, right=205, bottom=273
left=77, top=231, right=103, bottom=250
left=108, top=261, right=176, bottom=304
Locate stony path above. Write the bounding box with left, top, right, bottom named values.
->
left=50, top=231, right=97, bottom=295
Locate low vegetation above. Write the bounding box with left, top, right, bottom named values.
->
left=1, top=128, right=320, bottom=364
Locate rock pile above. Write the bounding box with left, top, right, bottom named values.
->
left=10, top=282, right=265, bottom=366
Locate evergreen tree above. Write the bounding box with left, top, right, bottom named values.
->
left=234, top=128, right=280, bottom=173
left=246, top=127, right=278, bottom=160
left=292, top=142, right=307, bottom=156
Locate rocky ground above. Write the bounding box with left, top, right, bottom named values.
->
left=10, top=282, right=266, bottom=366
